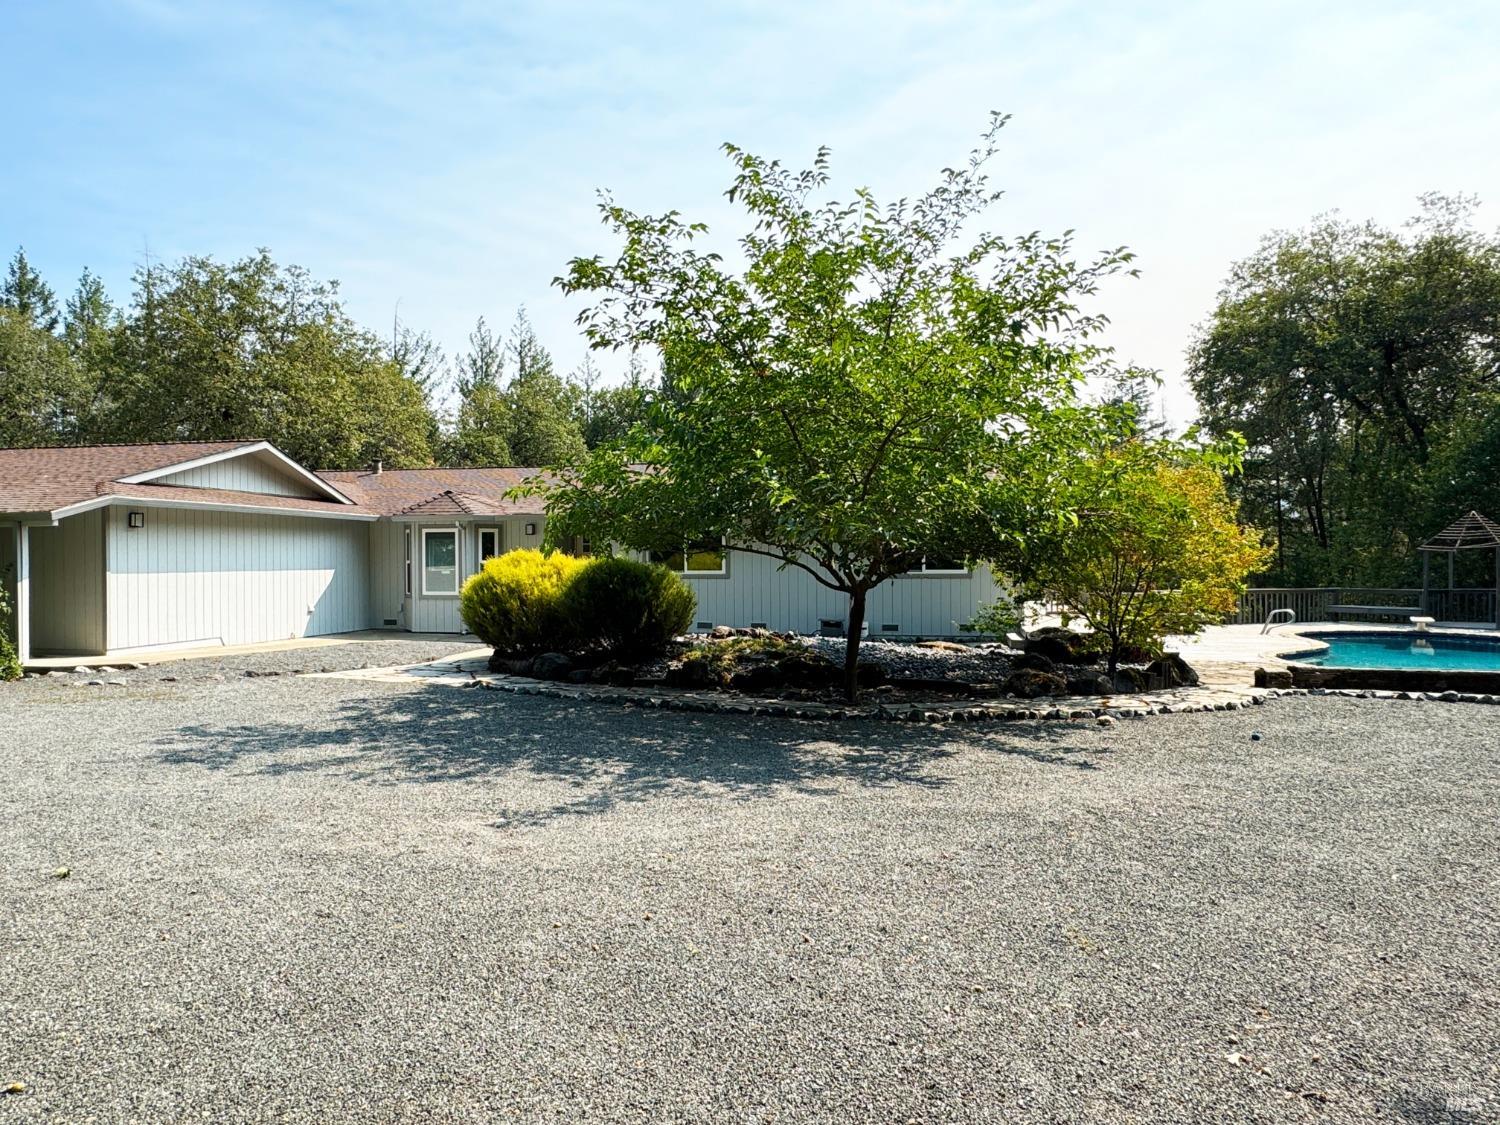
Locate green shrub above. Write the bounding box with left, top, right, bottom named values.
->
left=559, top=556, right=696, bottom=659
left=0, top=587, right=20, bottom=682
left=459, top=548, right=589, bottom=654
left=967, top=597, right=1024, bottom=637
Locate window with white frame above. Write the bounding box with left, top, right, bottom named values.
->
left=478, top=527, right=501, bottom=563
left=905, top=555, right=967, bottom=575
left=649, top=538, right=727, bottom=575
left=422, top=528, right=460, bottom=595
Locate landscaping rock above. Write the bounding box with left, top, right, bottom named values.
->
left=776, top=654, right=840, bottom=686
left=1065, top=671, right=1115, bottom=696
left=1254, top=667, right=1294, bottom=689
left=1022, top=633, right=1078, bottom=665
left=565, top=669, right=593, bottom=684
left=590, top=661, right=637, bottom=687
left=1145, top=653, right=1200, bottom=688
left=1113, top=667, right=1148, bottom=693
left=1012, top=651, right=1057, bottom=674
left=915, top=640, right=972, bottom=653
left=487, top=652, right=534, bottom=675
left=729, top=664, right=782, bottom=693
left=529, top=653, right=575, bottom=681
left=1002, top=669, right=1067, bottom=699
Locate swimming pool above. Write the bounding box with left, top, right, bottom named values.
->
left=1295, top=632, right=1500, bottom=671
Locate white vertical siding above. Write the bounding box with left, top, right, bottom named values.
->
left=27, top=510, right=106, bottom=654
left=678, top=548, right=1003, bottom=637
left=156, top=453, right=321, bottom=497
left=103, top=506, right=370, bottom=652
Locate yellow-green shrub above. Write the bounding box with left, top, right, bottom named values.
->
left=460, top=548, right=589, bottom=654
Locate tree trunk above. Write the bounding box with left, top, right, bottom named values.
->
left=842, top=587, right=868, bottom=703
left=1107, top=636, right=1121, bottom=677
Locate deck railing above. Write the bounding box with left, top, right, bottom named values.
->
left=1233, top=587, right=1498, bottom=625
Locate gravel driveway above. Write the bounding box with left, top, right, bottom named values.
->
left=1, top=651, right=1495, bottom=1123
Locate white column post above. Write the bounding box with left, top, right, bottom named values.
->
left=15, top=523, right=31, bottom=665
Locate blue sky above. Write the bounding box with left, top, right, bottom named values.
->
left=6, top=0, right=1499, bottom=427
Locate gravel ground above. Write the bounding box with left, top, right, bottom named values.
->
left=0, top=668, right=1495, bottom=1123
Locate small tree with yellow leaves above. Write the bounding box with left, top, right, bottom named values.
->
left=1013, top=441, right=1271, bottom=675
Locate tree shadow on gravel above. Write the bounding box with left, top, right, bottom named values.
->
left=154, top=686, right=1113, bottom=825
left=152, top=684, right=1116, bottom=822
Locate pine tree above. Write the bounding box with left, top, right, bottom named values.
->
left=2, top=248, right=60, bottom=333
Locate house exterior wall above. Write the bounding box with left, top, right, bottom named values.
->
left=103, top=506, right=369, bottom=652
left=26, top=510, right=106, bottom=654
left=155, top=455, right=322, bottom=497
left=388, top=512, right=1000, bottom=639
left=679, top=547, right=1003, bottom=637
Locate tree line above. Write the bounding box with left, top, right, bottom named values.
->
left=0, top=247, right=652, bottom=470
left=1189, top=195, right=1500, bottom=587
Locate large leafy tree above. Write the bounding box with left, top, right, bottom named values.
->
left=541, top=116, right=1134, bottom=699
left=1190, top=197, right=1500, bottom=584
left=0, top=306, right=88, bottom=446
left=107, top=251, right=437, bottom=468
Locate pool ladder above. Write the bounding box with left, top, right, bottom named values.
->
left=1262, top=608, right=1296, bottom=634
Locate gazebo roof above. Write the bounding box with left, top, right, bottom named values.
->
left=1419, top=510, right=1500, bottom=552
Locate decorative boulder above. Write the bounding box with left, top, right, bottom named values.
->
left=665, top=660, right=715, bottom=688
left=1003, top=669, right=1068, bottom=698
left=529, top=652, right=575, bottom=681
left=729, top=663, right=782, bottom=693
left=1024, top=627, right=1101, bottom=666
left=1254, top=667, right=1293, bottom=689
left=1022, top=633, right=1077, bottom=665
left=488, top=652, right=535, bottom=675
left=591, top=660, right=637, bottom=687
left=1145, top=653, right=1200, bottom=688
left=1012, top=651, right=1058, bottom=674
left=1065, top=671, right=1115, bottom=696
left=776, top=654, right=840, bottom=686
left=1113, top=667, right=1148, bottom=693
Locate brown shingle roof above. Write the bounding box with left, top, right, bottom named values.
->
left=0, top=442, right=551, bottom=520
left=0, top=441, right=255, bottom=515
left=317, top=467, right=550, bottom=517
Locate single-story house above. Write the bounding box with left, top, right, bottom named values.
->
left=0, top=440, right=1005, bottom=661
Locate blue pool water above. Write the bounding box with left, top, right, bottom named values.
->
left=1296, top=632, right=1500, bottom=671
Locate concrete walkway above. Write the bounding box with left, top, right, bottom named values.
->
left=21, top=630, right=483, bottom=672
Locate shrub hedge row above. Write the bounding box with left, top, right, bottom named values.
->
left=459, top=549, right=696, bottom=660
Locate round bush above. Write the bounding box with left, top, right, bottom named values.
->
left=459, top=548, right=589, bottom=654
left=559, top=556, right=696, bottom=659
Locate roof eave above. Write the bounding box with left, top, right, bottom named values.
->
left=50, top=495, right=379, bottom=522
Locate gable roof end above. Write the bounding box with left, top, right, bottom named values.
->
left=116, top=440, right=355, bottom=505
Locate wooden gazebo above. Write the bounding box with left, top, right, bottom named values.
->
left=1418, top=510, right=1500, bottom=626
